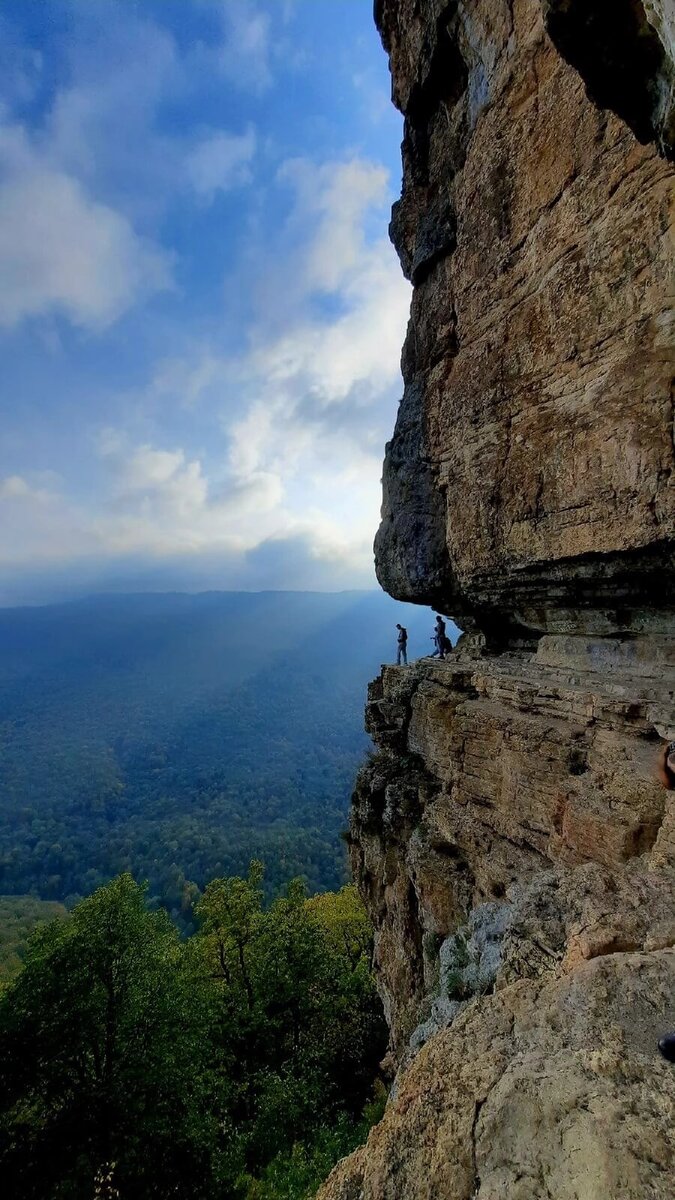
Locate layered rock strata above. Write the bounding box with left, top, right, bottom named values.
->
left=319, top=1, right=675, bottom=1197
left=374, top=0, right=674, bottom=643
left=319, top=646, right=675, bottom=1199
left=351, top=644, right=675, bottom=1054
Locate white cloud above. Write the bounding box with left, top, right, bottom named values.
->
left=278, top=157, right=389, bottom=292
left=86, top=430, right=284, bottom=559
left=186, top=126, right=256, bottom=199
left=217, top=1, right=273, bottom=94
left=0, top=475, right=31, bottom=499
left=100, top=438, right=209, bottom=520
left=0, top=472, right=96, bottom=567
left=44, top=8, right=180, bottom=211
left=0, top=473, right=59, bottom=504
left=0, top=121, right=171, bottom=330
left=0, top=3, right=258, bottom=338
left=226, top=156, right=410, bottom=484
left=0, top=150, right=408, bottom=593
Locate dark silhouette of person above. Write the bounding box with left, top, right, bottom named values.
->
left=431, top=615, right=447, bottom=659
left=656, top=741, right=675, bottom=1064
left=396, top=623, right=408, bottom=666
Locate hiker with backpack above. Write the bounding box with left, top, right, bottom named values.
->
left=431, top=614, right=449, bottom=659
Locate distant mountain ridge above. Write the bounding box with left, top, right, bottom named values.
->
left=0, top=590, right=456, bottom=927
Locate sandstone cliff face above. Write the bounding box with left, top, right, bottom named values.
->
left=374, top=0, right=674, bottom=643
left=348, top=646, right=675, bottom=1056
left=319, top=3, right=675, bottom=1198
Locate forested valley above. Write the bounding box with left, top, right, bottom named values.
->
left=0, top=591, right=455, bottom=1195
left=0, top=590, right=441, bottom=929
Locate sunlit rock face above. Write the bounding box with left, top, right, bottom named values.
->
left=319, top=3, right=675, bottom=1198
left=373, top=0, right=674, bottom=644
left=348, top=650, right=675, bottom=1054
left=320, top=651, right=675, bottom=1198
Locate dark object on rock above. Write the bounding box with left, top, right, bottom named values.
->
left=658, top=1032, right=675, bottom=1062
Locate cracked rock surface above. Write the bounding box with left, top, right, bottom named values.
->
left=320, top=1, right=674, bottom=1196
left=320, top=951, right=675, bottom=1199
left=316, top=646, right=675, bottom=1198
left=373, top=0, right=675, bottom=642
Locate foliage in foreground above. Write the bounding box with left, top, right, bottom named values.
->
left=0, top=870, right=387, bottom=1199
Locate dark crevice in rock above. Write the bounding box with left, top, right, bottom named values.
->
left=406, top=878, right=426, bottom=996
left=470, top=1096, right=486, bottom=1197
left=475, top=537, right=675, bottom=644
left=542, top=0, right=675, bottom=159
left=390, top=1, right=469, bottom=185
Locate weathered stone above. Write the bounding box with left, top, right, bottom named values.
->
left=319, top=951, right=675, bottom=1200
left=373, top=0, right=675, bottom=642
left=349, top=648, right=674, bottom=1054
left=320, top=3, right=675, bottom=1196
left=542, top=0, right=675, bottom=160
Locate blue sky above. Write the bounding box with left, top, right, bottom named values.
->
left=0, top=0, right=409, bottom=605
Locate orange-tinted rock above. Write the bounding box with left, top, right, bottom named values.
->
left=326, top=2, right=675, bottom=1196
left=374, top=0, right=675, bottom=641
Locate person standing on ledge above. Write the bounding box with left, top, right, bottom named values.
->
left=396, top=623, right=408, bottom=666
left=431, top=614, right=447, bottom=659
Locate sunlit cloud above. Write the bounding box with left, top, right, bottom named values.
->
left=0, top=120, right=172, bottom=330
left=0, top=0, right=405, bottom=601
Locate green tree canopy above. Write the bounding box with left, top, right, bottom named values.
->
left=0, top=869, right=387, bottom=1199
left=0, top=874, right=226, bottom=1198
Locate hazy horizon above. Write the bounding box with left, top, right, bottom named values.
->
left=0, top=582, right=404, bottom=611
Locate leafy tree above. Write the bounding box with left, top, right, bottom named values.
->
left=0, top=868, right=387, bottom=1199
left=0, top=875, right=230, bottom=1199
left=194, top=867, right=387, bottom=1175
left=0, top=896, right=67, bottom=984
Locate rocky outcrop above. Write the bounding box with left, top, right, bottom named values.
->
left=319, top=646, right=675, bottom=1198
left=348, top=645, right=675, bottom=1054
left=319, top=2, right=675, bottom=1197
left=319, top=949, right=675, bottom=1199
left=374, top=0, right=674, bottom=644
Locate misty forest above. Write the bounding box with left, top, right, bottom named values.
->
left=0, top=591, right=443, bottom=926
left=0, top=590, right=445, bottom=1198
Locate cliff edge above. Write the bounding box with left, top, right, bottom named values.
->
left=319, top=2, right=675, bottom=1197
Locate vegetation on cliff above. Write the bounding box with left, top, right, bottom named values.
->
left=0, top=869, right=386, bottom=1199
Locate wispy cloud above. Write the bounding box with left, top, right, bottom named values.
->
left=216, top=1, right=273, bottom=94
left=0, top=0, right=404, bottom=601
left=186, top=126, right=256, bottom=199
left=0, top=120, right=172, bottom=330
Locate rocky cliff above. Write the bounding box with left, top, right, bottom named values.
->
left=319, top=2, right=675, bottom=1198
left=374, top=0, right=674, bottom=644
